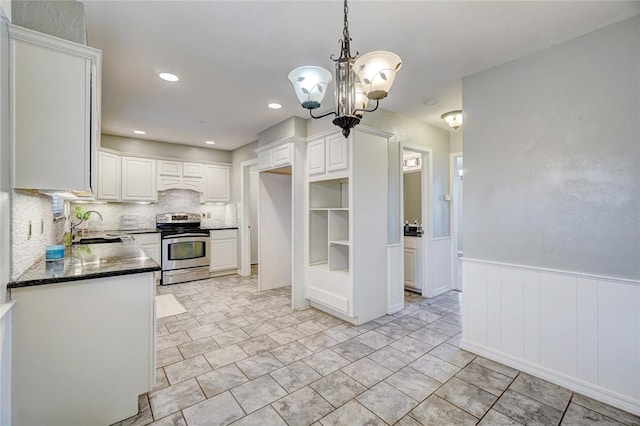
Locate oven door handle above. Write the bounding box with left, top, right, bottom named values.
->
left=163, top=233, right=209, bottom=239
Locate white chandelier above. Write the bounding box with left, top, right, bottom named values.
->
left=288, top=0, right=402, bottom=138
left=441, top=110, right=463, bottom=130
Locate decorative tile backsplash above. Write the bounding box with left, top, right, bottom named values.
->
left=11, top=190, right=66, bottom=279
left=71, top=189, right=237, bottom=232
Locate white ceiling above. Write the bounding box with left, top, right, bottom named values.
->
left=84, top=1, right=639, bottom=151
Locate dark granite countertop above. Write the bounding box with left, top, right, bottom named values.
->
left=202, top=227, right=239, bottom=231
left=8, top=242, right=161, bottom=289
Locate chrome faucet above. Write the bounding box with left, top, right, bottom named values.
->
left=70, top=210, right=104, bottom=240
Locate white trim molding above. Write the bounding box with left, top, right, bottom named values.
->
left=461, top=258, right=640, bottom=416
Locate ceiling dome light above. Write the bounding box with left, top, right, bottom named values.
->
left=205, top=140, right=216, bottom=145
left=267, top=103, right=282, bottom=110
left=441, top=110, right=463, bottom=130
left=133, top=130, right=146, bottom=135
left=158, top=72, right=179, bottom=82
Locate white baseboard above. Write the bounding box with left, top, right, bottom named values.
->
left=461, top=339, right=640, bottom=416
left=387, top=302, right=404, bottom=315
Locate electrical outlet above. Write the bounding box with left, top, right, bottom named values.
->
left=28, top=220, right=32, bottom=240
left=207, top=212, right=211, bottom=219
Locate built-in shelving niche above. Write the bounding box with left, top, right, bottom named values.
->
left=309, top=178, right=350, bottom=274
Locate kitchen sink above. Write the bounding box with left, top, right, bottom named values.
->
left=73, top=237, right=123, bottom=245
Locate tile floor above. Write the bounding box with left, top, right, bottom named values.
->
left=115, top=270, right=640, bottom=426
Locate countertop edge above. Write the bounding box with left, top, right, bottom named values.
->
left=7, top=265, right=162, bottom=289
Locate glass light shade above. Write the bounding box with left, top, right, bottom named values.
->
left=288, top=66, right=333, bottom=110
left=353, top=51, right=402, bottom=100
left=353, top=83, right=369, bottom=117
left=441, top=110, right=463, bottom=129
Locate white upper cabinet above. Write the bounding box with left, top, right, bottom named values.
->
left=96, top=151, right=121, bottom=201
left=258, top=150, right=273, bottom=171
left=326, top=133, right=349, bottom=173
left=121, top=157, right=157, bottom=202
left=157, top=160, right=204, bottom=192
left=307, top=139, right=326, bottom=176
left=183, top=162, right=203, bottom=178
left=9, top=25, right=101, bottom=191
left=157, top=160, right=181, bottom=177
left=201, top=165, right=230, bottom=203
left=257, top=142, right=293, bottom=172
left=273, top=143, right=292, bottom=167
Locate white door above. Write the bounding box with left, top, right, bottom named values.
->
left=250, top=170, right=259, bottom=264
left=326, top=134, right=349, bottom=172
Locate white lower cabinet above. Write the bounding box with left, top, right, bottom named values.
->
left=210, top=229, right=238, bottom=273
left=133, top=233, right=161, bottom=282
left=403, top=236, right=422, bottom=291
left=10, top=273, right=156, bottom=425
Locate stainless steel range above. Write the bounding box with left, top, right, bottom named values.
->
left=156, top=213, right=210, bottom=285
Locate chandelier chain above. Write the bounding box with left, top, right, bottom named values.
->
left=343, top=0, right=349, bottom=41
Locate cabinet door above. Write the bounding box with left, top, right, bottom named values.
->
left=404, top=249, right=417, bottom=288
left=210, top=238, right=238, bottom=271
left=258, top=150, right=273, bottom=171
left=10, top=26, right=100, bottom=191
left=273, top=143, right=292, bottom=167
left=326, top=134, right=349, bottom=172
left=121, top=157, right=157, bottom=202
left=183, top=162, right=203, bottom=178
left=158, top=160, right=181, bottom=177
left=203, top=165, right=230, bottom=202
left=97, top=151, right=121, bottom=201
left=307, top=139, right=326, bottom=176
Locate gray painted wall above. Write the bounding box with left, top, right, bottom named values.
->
left=403, top=171, right=422, bottom=224
left=450, top=130, right=463, bottom=153
left=230, top=141, right=258, bottom=202
left=0, top=9, right=9, bottom=302
left=258, top=116, right=306, bottom=148
left=12, top=0, right=85, bottom=44
left=101, top=134, right=231, bottom=164
left=463, top=16, right=639, bottom=280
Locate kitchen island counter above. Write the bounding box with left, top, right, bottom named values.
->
left=8, top=242, right=160, bottom=289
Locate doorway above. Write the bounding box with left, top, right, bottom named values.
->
left=239, top=158, right=258, bottom=277
left=450, top=153, right=463, bottom=291
left=401, top=145, right=433, bottom=299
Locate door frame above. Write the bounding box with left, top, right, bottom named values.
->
left=239, top=158, right=258, bottom=276
left=450, top=152, right=463, bottom=291
left=401, top=143, right=433, bottom=298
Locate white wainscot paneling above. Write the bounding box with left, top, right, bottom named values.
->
left=432, top=237, right=453, bottom=297
left=0, top=302, right=15, bottom=426
left=387, top=244, right=403, bottom=314
left=461, top=258, right=640, bottom=416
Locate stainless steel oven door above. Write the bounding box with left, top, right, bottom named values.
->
left=162, top=234, right=210, bottom=271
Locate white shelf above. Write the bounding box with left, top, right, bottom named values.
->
left=329, top=240, right=350, bottom=246
left=309, top=262, right=349, bottom=276
left=309, top=207, right=349, bottom=211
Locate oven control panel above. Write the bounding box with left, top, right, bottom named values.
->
left=156, top=213, right=201, bottom=224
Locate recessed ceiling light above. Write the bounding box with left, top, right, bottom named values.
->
left=133, top=130, right=146, bottom=135
left=205, top=140, right=216, bottom=145
left=158, top=72, right=179, bottom=82
left=268, top=103, right=282, bottom=109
